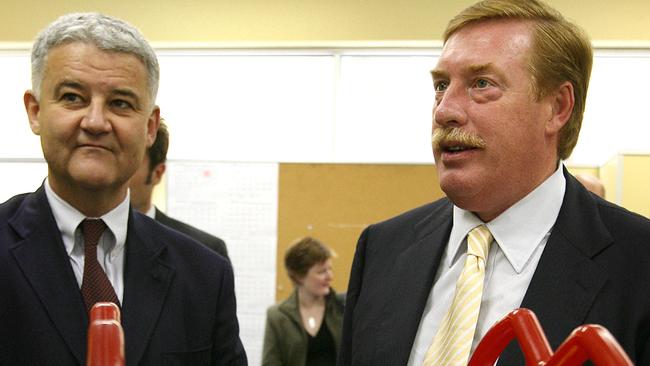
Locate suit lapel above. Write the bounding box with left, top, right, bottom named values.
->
left=153, top=207, right=165, bottom=222
left=278, top=290, right=301, bottom=326
left=8, top=187, right=88, bottom=365
left=377, top=201, right=453, bottom=365
left=498, top=171, right=612, bottom=364
left=121, top=211, right=175, bottom=365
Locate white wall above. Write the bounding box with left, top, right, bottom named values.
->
left=2, top=46, right=650, bottom=167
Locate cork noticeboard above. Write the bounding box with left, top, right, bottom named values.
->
left=276, top=163, right=445, bottom=302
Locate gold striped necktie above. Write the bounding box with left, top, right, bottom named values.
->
left=422, top=225, right=493, bottom=366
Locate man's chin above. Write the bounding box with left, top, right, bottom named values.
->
left=66, top=160, right=133, bottom=190
left=70, top=171, right=125, bottom=192
left=439, top=170, right=469, bottom=192
left=439, top=175, right=480, bottom=205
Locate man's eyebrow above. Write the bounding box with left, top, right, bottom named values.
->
left=111, top=88, right=142, bottom=108
left=468, top=63, right=493, bottom=74
left=430, top=69, right=448, bottom=80
left=468, top=63, right=507, bottom=80
left=431, top=63, right=508, bottom=81
left=54, top=81, right=84, bottom=96
left=112, top=88, right=139, bottom=100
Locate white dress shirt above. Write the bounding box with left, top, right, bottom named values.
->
left=44, top=179, right=129, bottom=303
left=407, top=164, right=566, bottom=365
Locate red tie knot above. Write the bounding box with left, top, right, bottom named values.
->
left=82, top=219, right=106, bottom=248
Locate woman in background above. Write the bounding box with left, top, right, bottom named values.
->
left=262, top=236, right=344, bottom=366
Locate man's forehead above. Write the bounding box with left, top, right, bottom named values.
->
left=43, top=43, right=150, bottom=97
left=434, top=20, right=533, bottom=73
left=442, top=19, right=533, bottom=54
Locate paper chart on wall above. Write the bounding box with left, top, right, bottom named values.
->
left=165, top=161, right=278, bottom=366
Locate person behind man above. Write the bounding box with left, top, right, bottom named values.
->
left=262, top=237, right=343, bottom=366
left=129, top=119, right=228, bottom=258
left=0, top=13, right=246, bottom=365
left=339, top=1, right=650, bottom=365
left=575, top=173, right=606, bottom=199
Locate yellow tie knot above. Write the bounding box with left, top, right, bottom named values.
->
left=467, top=225, right=492, bottom=261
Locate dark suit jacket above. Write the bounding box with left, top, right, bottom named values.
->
left=154, top=208, right=228, bottom=259
left=339, top=170, right=650, bottom=365
left=0, top=186, right=247, bottom=365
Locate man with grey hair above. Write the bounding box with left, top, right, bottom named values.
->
left=0, top=13, right=247, bottom=365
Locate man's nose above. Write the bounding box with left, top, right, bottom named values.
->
left=433, top=84, right=468, bottom=128
left=81, top=100, right=111, bottom=133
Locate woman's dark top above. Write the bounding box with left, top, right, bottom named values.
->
left=305, top=322, right=336, bottom=366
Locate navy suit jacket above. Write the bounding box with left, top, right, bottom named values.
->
left=339, top=170, right=650, bottom=365
left=0, top=186, right=247, bottom=365
left=154, top=208, right=228, bottom=259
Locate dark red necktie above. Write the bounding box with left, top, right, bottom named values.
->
left=80, top=219, right=120, bottom=314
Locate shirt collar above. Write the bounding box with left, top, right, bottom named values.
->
left=44, top=178, right=130, bottom=255
left=447, top=163, right=566, bottom=273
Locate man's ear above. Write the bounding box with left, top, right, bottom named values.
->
left=146, top=106, right=161, bottom=148
left=150, top=162, right=166, bottom=186
left=546, top=81, right=575, bottom=135
left=24, top=91, right=42, bottom=135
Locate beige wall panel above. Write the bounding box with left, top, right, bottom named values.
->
left=600, top=156, right=620, bottom=203
left=3, top=0, right=650, bottom=42
left=276, top=163, right=444, bottom=301
left=621, top=155, right=650, bottom=219
left=567, top=166, right=599, bottom=177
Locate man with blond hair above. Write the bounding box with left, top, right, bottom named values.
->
left=340, top=0, right=650, bottom=365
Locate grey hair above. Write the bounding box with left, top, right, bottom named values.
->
left=30, top=12, right=159, bottom=104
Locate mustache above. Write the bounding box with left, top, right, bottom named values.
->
left=431, top=127, right=487, bottom=150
